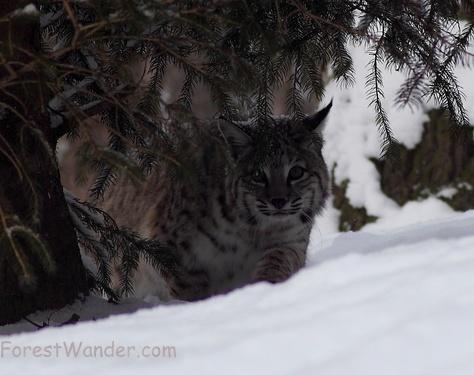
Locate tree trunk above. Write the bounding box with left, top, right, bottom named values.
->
left=0, top=1, right=88, bottom=325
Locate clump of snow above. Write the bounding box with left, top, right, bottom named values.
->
left=12, top=4, right=40, bottom=18
left=361, top=196, right=455, bottom=232
left=137, top=5, right=154, bottom=19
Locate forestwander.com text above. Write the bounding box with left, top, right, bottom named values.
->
left=1, top=341, right=177, bottom=358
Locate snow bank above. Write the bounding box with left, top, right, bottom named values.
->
left=2, top=210, right=474, bottom=375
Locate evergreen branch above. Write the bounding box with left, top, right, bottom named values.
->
left=66, top=192, right=116, bottom=289
left=395, top=68, right=427, bottom=111
left=8, top=225, right=56, bottom=274
left=84, top=268, right=119, bottom=301
left=330, top=32, right=355, bottom=88
left=118, top=235, right=140, bottom=297
left=284, top=56, right=305, bottom=120
left=87, top=148, right=145, bottom=202
left=0, top=232, right=30, bottom=287
left=0, top=203, right=36, bottom=288
left=0, top=128, right=42, bottom=227
left=0, top=132, right=24, bottom=181
left=366, top=41, right=399, bottom=161
left=300, top=44, right=325, bottom=102
left=65, top=191, right=178, bottom=299
left=178, top=69, right=199, bottom=110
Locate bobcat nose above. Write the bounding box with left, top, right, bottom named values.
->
left=271, top=198, right=288, bottom=209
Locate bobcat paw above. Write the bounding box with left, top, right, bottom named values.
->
left=252, top=248, right=304, bottom=284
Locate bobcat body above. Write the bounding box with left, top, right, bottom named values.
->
left=100, top=102, right=332, bottom=301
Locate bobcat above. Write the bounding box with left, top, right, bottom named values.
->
left=99, top=102, right=332, bottom=301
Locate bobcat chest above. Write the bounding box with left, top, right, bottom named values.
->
left=183, top=225, right=262, bottom=293
left=178, top=217, right=309, bottom=297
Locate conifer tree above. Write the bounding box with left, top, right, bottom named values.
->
left=1, top=0, right=472, bottom=325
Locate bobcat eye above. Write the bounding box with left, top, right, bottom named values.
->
left=288, top=166, right=305, bottom=181
left=252, top=169, right=268, bottom=185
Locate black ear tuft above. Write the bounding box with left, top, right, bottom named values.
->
left=303, top=100, right=333, bottom=131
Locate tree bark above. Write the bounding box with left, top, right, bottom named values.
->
left=0, top=0, right=88, bottom=325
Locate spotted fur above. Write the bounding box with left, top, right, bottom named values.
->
left=99, top=102, right=332, bottom=301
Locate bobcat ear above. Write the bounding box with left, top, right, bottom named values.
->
left=218, top=120, right=252, bottom=147
left=303, top=100, right=333, bottom=132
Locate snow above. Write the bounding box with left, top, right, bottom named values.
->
left=321, top=51, right=412, bottom=224
left=2, top=210, right=474, bottom=375
left=1, top=32, right=474, bottom=375
left=319, top=41, right=474, bottom=232
left=12, top=4, right=40, bottom=18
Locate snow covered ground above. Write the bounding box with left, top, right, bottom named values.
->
left=1, top=210, right=474, bottom=374
left=1, top=42, right=474, bottom=374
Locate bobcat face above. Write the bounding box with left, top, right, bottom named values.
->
left=246, top=153, right=323, bottom=222
left=219, top=102, right=332, bottom=226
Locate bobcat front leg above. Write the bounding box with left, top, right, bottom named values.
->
left=252, top=248, right=305, bottom=284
